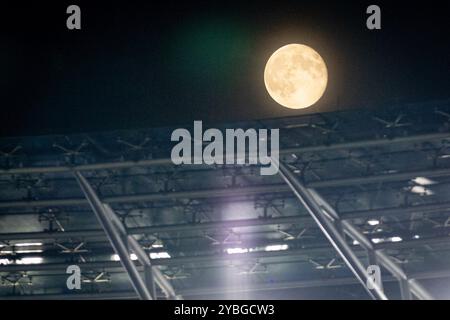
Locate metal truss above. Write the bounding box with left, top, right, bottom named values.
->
left=277, top=160, right=433, bottom=300
left=2, top=238, right=444, bottom=273
left=0, top=131, right=448, bottom=176
left=1, top=106, right=450, bottom=299
left=3, top=267, right=450, bottom=300
left=1, top=200, right=450, bottom=243
left=2, top=166, right=450, bottom=210
left=74, top=171, right=178, bottom=300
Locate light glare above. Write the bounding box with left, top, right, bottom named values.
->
left=226, top=247, right=249, bottom=255
left=412, top=177, right=436, bottom=186
left=111, top=253, right=138, bottom=261
left=264, top=244, right=288, bottom=252
left=150, top=252, right=171, bottom=259
left=15, top=242, right=43, bottom=247
left=16, top=257, right=43, bottom=265
left=390, top=236, right=402, bottom=243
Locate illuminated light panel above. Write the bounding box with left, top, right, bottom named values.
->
left=264, top=244, right=288, bottom=252
left=226, top=247, right=249, bottom=255
left=112, top=252, right=171, bottom=260
left=390, top=236, right=403, bottom=243
left=412, top=177, right=436, bottom=186
left=14, top=242, right=43, bottom=247
left=367, top=219, right=380, bottom=226
left=150, top=252, right=171, bottom=259
left=111, top=253, right=138, bottom=261
left=226, top=245, right=289, bottom=254
left=15, top=249, right=43, bottom=254
left=150, top=239, right=164, bottom=249
left=410, top=186, right=434, bottom=196
left=16, top=257, right=43, bottom=265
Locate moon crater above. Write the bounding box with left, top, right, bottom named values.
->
left=264, top=44, right=328, bottom=109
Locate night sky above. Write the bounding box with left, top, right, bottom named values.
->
left=2, top=1, right=449, bottom=136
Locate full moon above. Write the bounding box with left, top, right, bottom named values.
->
left=264, top=44, right=328, bottom=109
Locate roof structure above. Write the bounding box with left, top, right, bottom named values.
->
left=1, top=100, right=450, bottom=299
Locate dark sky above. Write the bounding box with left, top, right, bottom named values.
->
left=2, top=0, right=449, bottom=136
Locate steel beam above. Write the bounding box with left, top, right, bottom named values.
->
left=102, top=203, right=178, bottom=300
left=0, top=246, right=358, bottom=273
left=307, top=186, right=434, bottom=300
left=1, top=200, right=450, bottom=243
left=2, top=166, right=450, bottom=209
left=74, top=171, right=153, bottom=300
left=1, top=240, right=449, bottom=274
left=1, top=234, right=449, bottom=270
left=0, top=132, right=448, bottom=176
left=375, top=251, right=433, bottom=300
left=3, top=267, right=450, bottom=300
left=277, top=160, right=387, bottom=300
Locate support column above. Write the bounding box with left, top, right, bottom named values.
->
left=74, top=171, right=154, bottom=300
left=103, top=204, right=178, bottom=300
left=399, top=279, right=413, bottom=300
left=305, top=172, right=433, bottom=300
left=277, top=160, right=387, bottom=300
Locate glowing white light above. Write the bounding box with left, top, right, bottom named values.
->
left=149, top=252, right=171, bottom=259
left=15, top=249, right=43, bottom=254
left=15, top=242, right=43, bottom=247
left=111, top=253, right=138, bottom=261
left=390, top=236, right=403, bottom=243
left=410, top=186, right=434, bottom=196
left=411, top=186, right=425, bottom=193
left=0, top=259, right=10, bottom=265
left=371, top=238, right=384, bottom=244
left=412, top=177, right=436, bottom=186
left=152, top=244, right=163, bottom=249
left=367, top=219, right=380, bottom=226
left=413, top=235, right=420, bottom=239
left=410, top=186, right=434, bottom=195
left=226, top=247, right=249, bottom=254
left=264, top=244, right=288, bottom=252
left=352, top=240, right=360, bottom=245
left=16, top=257, right=43, bottom=265
left=226, top=245, right=288, bottom=255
